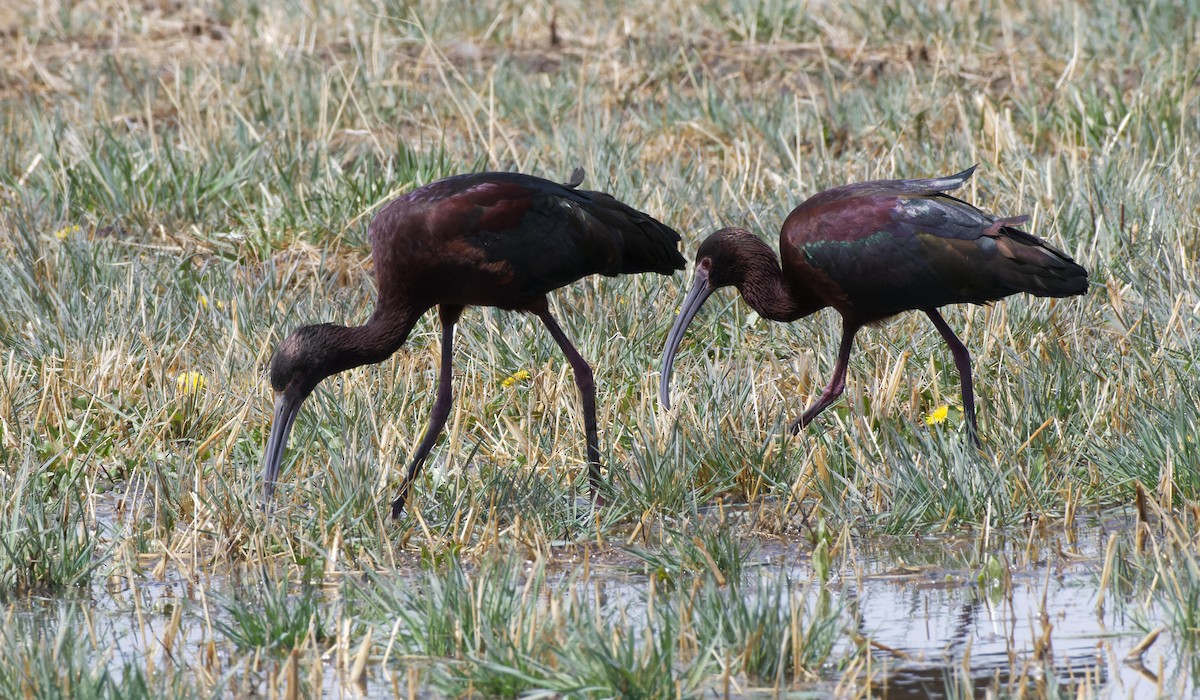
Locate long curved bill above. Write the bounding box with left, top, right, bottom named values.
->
left=659, top=267, right=714, bottom=411
left=261, top=391, right=303, bottom=507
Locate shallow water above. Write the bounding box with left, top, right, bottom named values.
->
left=829, top=518, right=1185, bottom=698
left=853, top=580, right=1163, bottom=698
left=577, top=509, right=1187, bottom=698
left=5, top=503, right=1189, bottom=698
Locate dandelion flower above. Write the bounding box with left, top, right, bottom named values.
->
left=925, top=404, right=949, bottom=425
left=53, top=224, right=81, bottom=240
left=176, top=371, right=207, bottom=394
left=199, top=295, right=226, bottom=311
left=500, top=369, right=530, bottom=388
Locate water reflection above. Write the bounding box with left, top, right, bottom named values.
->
left=824, top=515, right=1181, bottom=698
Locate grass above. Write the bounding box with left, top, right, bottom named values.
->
left=2, top=0, right=1199, bottom=695
left=0, top=456, right=101, bottom=599
left=624, top=520, right=756, bottom=587
left=214, top=572, right=334, bottom=656
left=0, top=603, right=205, bottom=700
left=353, top=547, right=841, bottom=696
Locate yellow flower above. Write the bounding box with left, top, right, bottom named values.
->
left=500, top=369, right=530, bottom=388
left=175, top=371, right=207, bottom=394
left=925, top=404, right=949, bottom=425
left=198, top=295, right=226, bottom=311
left=53, top=224, right=81, bottom=240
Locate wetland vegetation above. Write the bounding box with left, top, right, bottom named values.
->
left=1, top=0, right=1198, bottom=696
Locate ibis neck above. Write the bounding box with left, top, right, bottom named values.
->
left=326, top=306, right=421, bottom=374
left=736, top=246, right=817, bottom=322
left=357, top=306, right=421, bottom=365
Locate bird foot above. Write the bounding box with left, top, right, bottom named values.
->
left=574, top=495, right=604, bottom=511
left=585, top=479, right=608, bottom=508
left=390, top=493, right=410, bottom=520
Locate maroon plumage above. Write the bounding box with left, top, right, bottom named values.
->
left=660, top=166, right=1088, bottom=441
left=263, top=169, right=684, bottom=517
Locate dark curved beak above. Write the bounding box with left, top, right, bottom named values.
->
left=262, top=390, right=303, bottom=508
left=659, top=266, right=715, bottom=411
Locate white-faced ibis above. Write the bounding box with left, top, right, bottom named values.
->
left=263, top=168, right=685, bottom=517
left=659, top=166, right=1088, bottom=442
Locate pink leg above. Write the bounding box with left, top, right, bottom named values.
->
left=534, top=307, right=602, bottom=496
left=924, top=308, right=980, bottom=445
left=392, top=305, right=463, bottom=519
left=791, top=323, right=859, bottom=434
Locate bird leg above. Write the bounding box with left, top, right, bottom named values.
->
left=392, top=305, right=464, bottom=519
left=534, top=306, right=603, bottom=499
left=924, top=308, right=980, bottom=445
left=791, top=323, right=858, bottom=434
